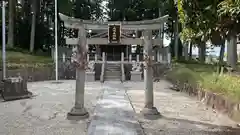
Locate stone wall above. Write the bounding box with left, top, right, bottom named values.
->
left=0, top=63, right=102, bottom=82
left=0, top=62, right=167, bottom=82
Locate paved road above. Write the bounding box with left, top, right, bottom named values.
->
left=0, top=80, right=239, bottom=135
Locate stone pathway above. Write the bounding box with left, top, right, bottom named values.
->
left=87, top=81, right=144, bottom=135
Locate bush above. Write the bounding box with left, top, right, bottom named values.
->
left=167, top=62, right=240, bottom=101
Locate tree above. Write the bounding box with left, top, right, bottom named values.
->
left=217, top=0, right=240, bottom=69
left=72, top=0, right=103, bottom=20
left=107, top=0, right=160, bottom=21
left=29, top=0, right=38, bottom=53
left=8, top=0, right=16, bottom=48
left=178, top=0, right=221, bottom=63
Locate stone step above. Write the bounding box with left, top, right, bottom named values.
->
left=104, top=79, right=121, bottom=81
left=106, top=66, right=120, bottom=67
left=105, top=68, right=120, bottom=71
left=106, top=65, right=120, bottom=68
left=104, top=76, right=121, bottom=80
left=106, top=64, right=120, bottom=67
left=105, top=72, right=121, bottom=76
left=104, top=63, right=121, bottom=81
left=105, top=76, right=121, bottom=79
left=105, top=71, right=121, bottom=73
left=107, top=64, right=120, bottom=66
left=105, top=71, right=121, bottom=76
left=106, top=66, right=120, bottom=69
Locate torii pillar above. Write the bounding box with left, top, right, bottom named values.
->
left=141, top=30, right=160, bottom=116
left=67, top=26, right=89, bottom=118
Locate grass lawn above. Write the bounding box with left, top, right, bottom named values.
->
left=166, top=62, right=240, bottom=102
left=0, top=50, right=53, bottom=69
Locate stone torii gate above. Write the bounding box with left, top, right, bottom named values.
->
left=59, top=13, right=169, bottom=118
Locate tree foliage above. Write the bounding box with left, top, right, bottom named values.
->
left=0, top=0, right=103, bottom=53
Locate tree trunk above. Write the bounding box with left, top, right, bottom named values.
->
left=29, top=0, right=37, bottom=53
left=184, top=41, right=189, bottom=61
left=219, top=43, right=225, bottom=65
left=189, top=41, right=193, bottom=60
left=198, top=42, right=206, bottom=63
left=7, top=0, right=16, bottom=48
left=227, top=34, right=237, bottom=70
left=174, top=18, right=179, bottom=60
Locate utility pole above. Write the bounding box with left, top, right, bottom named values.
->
left=55, top=0, right=58, bottom=81
left=2, top=0, right=6, bottom=79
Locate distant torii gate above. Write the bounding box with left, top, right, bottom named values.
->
left=59, top=13, right=169, bottom=118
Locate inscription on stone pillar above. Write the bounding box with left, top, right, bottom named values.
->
left=108, top=24, right=121, bottom=43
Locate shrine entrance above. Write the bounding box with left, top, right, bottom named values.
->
left=100, top=45, right=126, bottom=61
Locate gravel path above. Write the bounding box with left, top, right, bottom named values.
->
left=0, top=80, right=103, bottom=135
left=124, top=80, right=240, bottom=135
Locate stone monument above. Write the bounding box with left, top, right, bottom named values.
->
left=131, top=60, right=142, bottom=81
left=1, top=75, right=33, bottom=101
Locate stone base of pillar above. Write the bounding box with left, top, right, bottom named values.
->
left=67, top=107, right=89, bottom=119
left=141, top=107, right=160, bottom=116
